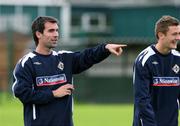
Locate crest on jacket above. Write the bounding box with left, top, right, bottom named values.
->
left=172, top=64, right=179, bottom=74
left=58, top=61, right=64, bottom=70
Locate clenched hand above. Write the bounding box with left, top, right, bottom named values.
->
left=52, top=84, right=74, bottom=98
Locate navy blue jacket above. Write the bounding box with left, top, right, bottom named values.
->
left=133, top=45, right=180, bottom=126
left=12, top=44, right=110, bottom=126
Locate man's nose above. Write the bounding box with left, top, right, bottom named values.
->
left=54, top=31, right=59, bottom=37
left=176, top=34, right=180, bottom=40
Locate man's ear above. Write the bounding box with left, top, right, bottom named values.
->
left=157, top=32, right=165, bottom=39
left=36, top=31, right=42, bottom=39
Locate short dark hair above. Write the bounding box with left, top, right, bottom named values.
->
left=155, top=15, right=180, bottom=39
left=31, top=16, right=58, bottom=46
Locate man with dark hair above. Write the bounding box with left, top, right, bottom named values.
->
left=133, top=15, right=180, bottom=126
left=12, top=16, right=126, bottom=126
left=31, top=16, right=58, bottom=46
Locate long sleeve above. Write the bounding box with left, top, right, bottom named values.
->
left=72, top=43, right=110, bottom=74
left=133, top=59, right=157, bottom=126
left=12, top=58, right=54, bottom=104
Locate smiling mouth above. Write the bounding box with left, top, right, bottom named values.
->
left=170, top=41, right=178, bottom=48
left=51, top=39, right=58, bottom=42
left=172, top=40, right=177, bottom=44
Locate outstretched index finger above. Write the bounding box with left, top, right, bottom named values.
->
left=117, top=44, right=127, bottom=47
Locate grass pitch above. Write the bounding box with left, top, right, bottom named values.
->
left=2, top=94, right=180, bottom=126
left=74, top=104, right=133, bottom=126
left=0, top=95, right=133, bottom=126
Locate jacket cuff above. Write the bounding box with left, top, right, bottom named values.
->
left=103, top=43, right=111, bottom=55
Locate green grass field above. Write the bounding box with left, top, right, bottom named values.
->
left=1, top=94, right=180, bottom=126
left=0, top=94, right=133, bottom=126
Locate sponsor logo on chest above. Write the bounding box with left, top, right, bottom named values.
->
left=152, top=77, right=179, bottom=87
left=36, top=74, right=67, bottom=86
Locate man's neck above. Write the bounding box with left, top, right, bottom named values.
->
left=35, top=46, right=52, bottom=55
left=155, top=43, right=171, bottom=55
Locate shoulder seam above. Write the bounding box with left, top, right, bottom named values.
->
left=21, top=52, right=36, bottom=67
left=172, top=50, right=180, bottom=57
left=58, top=50, right=73, bottom=54
left=137, top=46, right=155, bottom=67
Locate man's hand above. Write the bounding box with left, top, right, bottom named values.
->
left=105, top=44, right=127, bottom=56
left=52, top=84, right=74, bottom=98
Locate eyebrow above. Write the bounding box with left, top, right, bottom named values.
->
left=48, top=28, right=58, bottom=31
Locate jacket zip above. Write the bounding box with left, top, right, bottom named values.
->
left=32, top=84, right=36, bottom=120
left=33, top=104, right=36, bottom=120
left=140, top=118, right=143, bottom=126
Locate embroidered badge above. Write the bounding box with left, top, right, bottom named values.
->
left=58, top=61, right=64, bottom=70
left=33, top=62, right=42, bottom=65
left=172, top=64, right=179, bottom=74
left=152, top=61, right=158, bottom=65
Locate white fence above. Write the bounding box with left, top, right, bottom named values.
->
left=0, top=14, right=30, bottom=33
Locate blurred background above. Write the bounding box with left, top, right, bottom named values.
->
left=0, top=0, right=180, bottom=125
